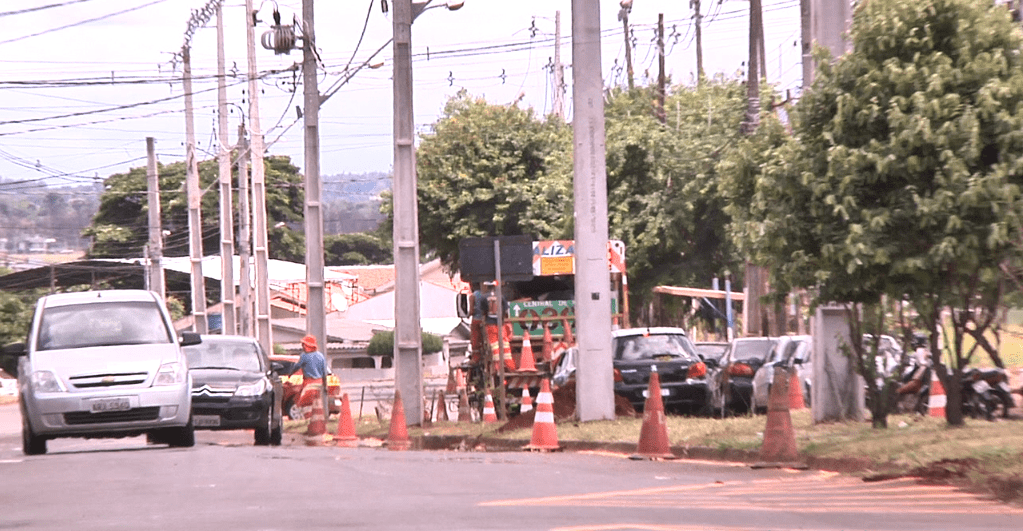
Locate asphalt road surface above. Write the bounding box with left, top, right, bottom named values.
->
left=0, top=402, right=1019, bottom=530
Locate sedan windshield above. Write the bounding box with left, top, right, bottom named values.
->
left=36, top=301, right=172, bottom=351
left=185, top=341, right=262, bottom=373
left=730, top=339, right=776, bottom=361
left=615, top=334, right=697, bottom=361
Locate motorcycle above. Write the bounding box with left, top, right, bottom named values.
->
left=961, top=367, right=1014, bottom=420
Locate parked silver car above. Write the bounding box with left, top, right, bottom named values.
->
left=7, top=289, right=200, bottom=455
left=750, top=335, right=812, bottom=413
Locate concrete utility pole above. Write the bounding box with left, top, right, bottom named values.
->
left=237, top=122, right=252, bottom=337
left=302, top=0, right=326, bottom=353
left=693, top=0, right=704, bottom=84
left=572, top=0, right=615, bottom=422
left=182, top=46, right=209, bottom=334
left=145, top=137, right=165, bottom=301
left=800, top=0, right=813, bottom=86
left=552, top=10, right=565, bottom=120
left=393, top=0, right=424, bottom=427
left=656, top=13, right=666, bottom=124
left=216, top=4, right=236, bottom=334
left=245, top=0, right=273, bottom=354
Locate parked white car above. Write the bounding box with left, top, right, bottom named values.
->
left=750, top=335, right=812, bottom=413
left=6, top=289, right=201, bottom=455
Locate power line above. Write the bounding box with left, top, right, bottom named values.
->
left=0, top=0, right=173, bottom=47
left=0, top=0, right=97, bottom=18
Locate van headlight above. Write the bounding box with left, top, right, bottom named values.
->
left=235, top=378, right=269, bottom=397
left=154, top=361, right=186, bottom=386
left=31, top=371, right=66, bottom=393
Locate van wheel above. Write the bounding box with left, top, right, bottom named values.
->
left=22, top=409, right=46, bottom=456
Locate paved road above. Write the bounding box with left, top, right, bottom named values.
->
left=1, top=403, right=1019, bottom=530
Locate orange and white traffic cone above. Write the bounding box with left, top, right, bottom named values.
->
left=787, top=370, right=806, bottom=410
left=335, top=393, right=358, bottom=448
left=517, top=335, right=538, bottom=372
left=304, top=395, right=329, bottom=446
left=385, top=390, right=411, bottom=451
left=524, top=379, right=560, bottom=451
left=434, top=388, right=449, bottom=422
left=457, top=390, right=472, bottom=423
left=752, top=369, right=805, bottom=469
left=482, top=393, right=498, bottom=423
left=519, top=387, right=533, bottom=414
left=632, top=366, right=674, bottom=460
left=928, top=368, right=947, bottom=418
left=445, top=370, right=458, bottom=394
left=541, top=324, right=554, bottom=363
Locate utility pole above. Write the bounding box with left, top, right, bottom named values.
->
left=182, top=45, right=209, bottom=335
left=302, top=0, right=326, bottom=353
left=552, top=10, right=565, bottom=120
left=572, top=0, right=614, bottom=422
left=801, top=0, right=812, bottom=85
left=145, top=137, right=165, bottom=301
left=619, top=1, right=634, bottom=89
left=393, top=0, right=424, bottom=426
left=656, top=13, right=666, bottom=124
left=742, top=0, right=765, bottom=337
left=237, top=122, right=252, bottom=337
left=693, top=0, right=704, bottom=84
left=216, top=4, right=236, bottom=334
left=245, top=0, right=273, bottom=354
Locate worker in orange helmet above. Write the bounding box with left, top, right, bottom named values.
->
left=290, top=335, right=329, bottom=417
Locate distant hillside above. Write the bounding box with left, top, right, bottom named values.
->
left=322, top=172, right=390, bottom=234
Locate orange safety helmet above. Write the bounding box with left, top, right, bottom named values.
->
left=301, top=335, right=318, bottom=351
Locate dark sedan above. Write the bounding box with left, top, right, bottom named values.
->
left=612, top=327, right=715, bottom=415
left=714, top=336, right=779, bottom=415
left=183, top=335, right=283, bottom=446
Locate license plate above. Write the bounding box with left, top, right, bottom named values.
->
left=89, top=397, right=131, bottom=413
left=642, top=388, right=671, bottom=397
left=193, top=415, right=221, bottom=427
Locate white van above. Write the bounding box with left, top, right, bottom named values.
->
left=6, top=290, right=200, bottom=455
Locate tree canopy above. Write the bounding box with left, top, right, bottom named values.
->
left=731, top=0, right=1023, bottom=426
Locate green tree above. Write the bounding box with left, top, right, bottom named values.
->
left=407, top=91, right=574, bottom=272
left=606, top=80, right=748, bottom=325
left=325, top=232, right=391, bottom=266
left=84, top=155, right=305, bottom=261
left=367, top=330, right=443, bottom=356
left=732, top=0, right=1023, bottom=427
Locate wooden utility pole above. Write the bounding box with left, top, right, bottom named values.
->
left=145, top=137, right=165, bottom=301
left=694, top=0, right=704, bottom=84
left=619, top=2, right=634, bottom=89
left=182, top=46, right=209, bottom=334
left=656, top=13, right=666, bottom=123
left=216, top=4, right=236, bottom=334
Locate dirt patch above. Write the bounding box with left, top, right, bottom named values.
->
left=908, top=457, right=981, bottom=484
left=497, top=383, right=638, bottom=433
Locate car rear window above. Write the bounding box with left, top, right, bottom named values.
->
left=614, top=334, right=698, bottom=361
left=731, top=339, right=776, bottom=361
left=36, top=301, right=172, bottom=351
left=185, top=341, right=263, bottom=372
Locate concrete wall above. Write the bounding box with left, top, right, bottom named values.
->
left=812, top=305, right=864, bottom=423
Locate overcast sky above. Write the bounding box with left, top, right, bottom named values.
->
left=0, top=0, right=802, bottom=192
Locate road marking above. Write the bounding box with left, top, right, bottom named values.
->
left=481, top=472, right=1022, bottom=515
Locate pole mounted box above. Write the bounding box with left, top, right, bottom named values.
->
left=458, top=236, right=534, bottom=282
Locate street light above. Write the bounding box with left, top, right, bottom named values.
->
left=392, top=0, right=462, bottom=427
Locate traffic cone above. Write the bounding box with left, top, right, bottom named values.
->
left=928, top=368, right=946, bottom=418
left=434, top=388, right=449, bottom=422
left=524, top=379, right=560, bottom=451
left=752, top=369, right=805, bottom=469
left=562, top=318, right=575, bottom=347
left=306, top=393, right=326, bottom=436
left=541, top=324, right=554, bottom=362
left=445, top=370, right=458, bottom=394
left=335, top=393, right=358, bottom=448
left=517, top=335, right=538, bottom=372
left=482, top=393, right=498, bottom=423
left=457, top=390, right=472, bottom=423
left=787, top=370, right=806, bottom=410
left=520, top=387, right=533, bottom=414
left=385, top=390, right=411, bottom=451
left=632, top=366, right=674, bottom=460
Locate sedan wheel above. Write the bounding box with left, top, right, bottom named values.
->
left=286, top=399, right=303, bottom=421
left=254, top=404, right=272, bottom=446
left=22, top=408, right=46, bottom=456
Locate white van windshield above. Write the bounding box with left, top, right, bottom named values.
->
left=36, top=301, right=173, bottom=351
